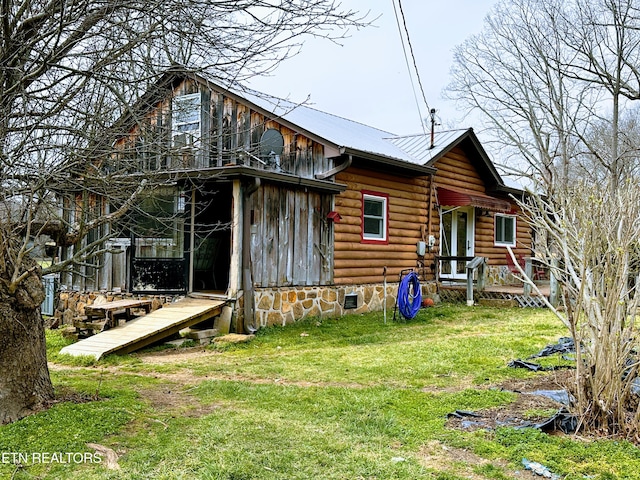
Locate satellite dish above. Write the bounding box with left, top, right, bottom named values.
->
left=259, top=128, right=284, bottom=158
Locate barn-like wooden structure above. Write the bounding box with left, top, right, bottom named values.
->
left=60, top=69, right=534, bottom=330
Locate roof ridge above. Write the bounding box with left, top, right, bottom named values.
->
left=385, top=128, right=471, bottom=140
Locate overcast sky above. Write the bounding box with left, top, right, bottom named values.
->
left=248, top=0, right=499, bottom=136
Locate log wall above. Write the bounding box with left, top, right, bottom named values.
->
left=430, top=147, right=532, bottom=266
left=332, top=147, right=533, bottom=286
left=333, top=166, right=430, bottom=284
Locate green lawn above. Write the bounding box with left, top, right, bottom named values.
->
left=2, top=304, right=639, bottom=479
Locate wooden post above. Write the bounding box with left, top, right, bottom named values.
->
left=242, top=178, right=261, bottom=333
left=549, top=257, right=559, bottom=307
left=188, top=186, right=196, bottom=294
left=524, top=257, right=533, bottom=296
left=466, top=267, right=474, bottom=306
left=227, top=181, right=243, bottom=297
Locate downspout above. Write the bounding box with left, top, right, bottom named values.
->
left=242, top=177, right=260, bottom=333
left=315, top=154, right=352, bottom=180
left=427, top=173, right=434, bottom=243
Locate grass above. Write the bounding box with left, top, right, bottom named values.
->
left=1, top=304, right=639, bottom=478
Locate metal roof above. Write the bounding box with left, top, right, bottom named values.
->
left=238, top=89, right=427, bottom=165
left=158, top=71, right=522, bottom=186
left=385, top=129, right=472, bottom=165
left=249, top=98, right=528, bottom=192
left=243, top=94, right=476, bottom=172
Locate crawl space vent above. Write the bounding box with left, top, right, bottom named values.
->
left=344, top=293, right=358, bottom=310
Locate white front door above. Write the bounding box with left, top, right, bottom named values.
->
left=439, top=206, right=475, bottom=279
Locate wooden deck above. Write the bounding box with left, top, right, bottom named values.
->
left=59, top=298, right=225, bottom=360
left=440, top=283, right=551, bottom=296
left=439, top=282, right=552, bottom=307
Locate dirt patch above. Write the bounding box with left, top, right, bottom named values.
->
left=430, top=373, right=576, bottom=479
left=499, top=369, right=575, bottom=394
left=50, top=387, right=99, bottom=406
left=447, top=370, right=577, bottom=433
left=418, top=440, right=541, bottom=479
left=132, top=346, right=220, bottom=364
left=136, top=383, right=222, bottom=419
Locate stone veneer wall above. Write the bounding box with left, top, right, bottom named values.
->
left=249, top=282, right=439, bottom=328
left=51, top=291, right=173, bottom=326
left=486, top=265, right=519, bottom=286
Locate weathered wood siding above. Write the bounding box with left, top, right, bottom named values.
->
left=114, top=78, right=332, bottom=179
left=206, top=85, right=331, bottom=177
left=108, top=78, right=337, bottom=292
left=248, top=185, right=333, bottom=287
left=430, top=146, right=532, bottom=266
left=333, top=165, right=429, bottom=285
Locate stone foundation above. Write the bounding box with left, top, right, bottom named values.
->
left=249, top=282, right=439, bottom=328
left=51, top=290, right=175, bottom=327
left=486, top=265, right=519, bottom=286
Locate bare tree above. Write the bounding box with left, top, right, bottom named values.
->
left=0, top=0, right=367, bottom=424
left=448, top=0, right=640, bottom=438
left=575, top=107, right=640, bottom=182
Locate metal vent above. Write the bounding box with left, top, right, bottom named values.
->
left=344, top=293, right=358, bottom=310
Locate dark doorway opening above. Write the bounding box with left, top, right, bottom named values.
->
left=190, top=182, right=232, bottom=294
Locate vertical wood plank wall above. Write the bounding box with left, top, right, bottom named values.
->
left=248, top=185, right=333, bottom=287
left=333, top=166, right=429, bottom=284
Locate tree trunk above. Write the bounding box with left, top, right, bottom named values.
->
left=0, top=271, right=54, bottom=424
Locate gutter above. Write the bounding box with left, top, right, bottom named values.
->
left=125, top=165, right=347, bottom=194
left=315, top=155, right=352, bottom=180
left=340, top=147, right=436, bottom=176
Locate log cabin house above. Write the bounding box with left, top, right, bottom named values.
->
left=59, top=68, right=534, bottom=331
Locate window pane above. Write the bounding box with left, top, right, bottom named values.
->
left=173, top=94, right=201, bottom=153
left=364, top=217, right=382, bottom=236
left=132, top=188, right=185, bottom=260
left=495, top=215, right=515, bottom=245
left=173, top=94, right=201, bottom=125
left=177, top=122, right=200, bottom=132
left=364, top=199, right=383, bottom=217
left=503, top=217, right=514, bottom=243
left=362, top=194, right=387, bottom=241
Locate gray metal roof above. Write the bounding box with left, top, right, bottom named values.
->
left=239, top=89, right=427, bottom=164
left=244, top=92, right=476, bottom=170
left=385, top=129, right=472, bottom=165
left=241, top=90, right=529, bottom=191
left=186, top=71, right=517, bottom=183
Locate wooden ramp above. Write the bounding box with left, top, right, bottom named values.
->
left=59, top=298, right=225, bottom=360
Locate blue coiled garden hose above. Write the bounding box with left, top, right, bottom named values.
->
left=398, top=271, right=422, bottom=319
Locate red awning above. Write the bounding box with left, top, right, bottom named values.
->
left=436, top=186, right=511, bottom=213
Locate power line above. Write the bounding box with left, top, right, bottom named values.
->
left=391, top=0, right=432, bottom=135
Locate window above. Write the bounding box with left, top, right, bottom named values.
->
left=132, top=187, right=185, bottom=259
left=172, top=93, right=201, bottom=149
left=362, top=192, right=388, bottom=242
left=494, top=214, right=516, bottom=246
